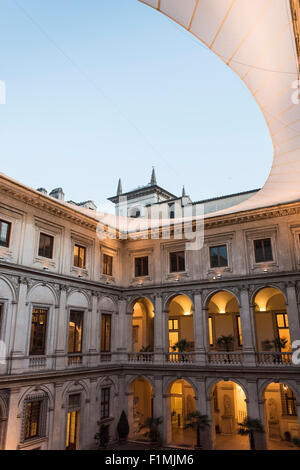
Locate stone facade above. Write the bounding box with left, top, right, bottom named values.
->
left=0, top=173, right=300, bottom=450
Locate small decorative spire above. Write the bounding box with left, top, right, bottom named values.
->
left=117, top=178, right=123, bottom=196
left=150, top=167, right=157, bottom=186
left=182, top=185, right=186, bottom=197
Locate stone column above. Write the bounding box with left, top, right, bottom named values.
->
left=116, top=297, right=128, bottom=363
left=55, top=286, right=68, bottom=370
left=239, top=286, right=256, bottom=366
left=88, top=292, right=99, bottom=367
left=5, top=387, right=21, bottom=450
left=12, top=278, right=28, bottom=356
left=193, top=291, right=206, bottom=365
left=196, top=378, right=212, bottom=449
left=286, top=282, right=300, bottom=345
left=51, top=382, right=66, bottom=450
left=153, top=376, right=164, bottom=444
left=246, top=380, right=267, bottom=450
left=154, top=294, right=165, bottom=363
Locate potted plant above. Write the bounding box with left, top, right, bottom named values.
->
left=238, top=417, right=264, bottom=450
left=262, top=338, right=288, bottom=364
left=117, top=410, right=129, bottom=444
left=139, top=416, right=163, bottom=448
left=172, top=339, right=193, bottom=362
left=185, top=411, right=210, bottom=450
left=216, top=334, right=234, bottom=362
left=94, top=423, right=110, bottom=449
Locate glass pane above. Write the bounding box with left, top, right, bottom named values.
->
left=170, top=253, right=177, bottom=273
left=178, top=252, right=185, bottom=272
left=0, top=222, right=9, bottom=246
left=219, top=245, right=228, bottom=267
left=284, top=314, right=289, bottom=327
left=210, top=247, right=219, bottom=268
left=254, top=240, right=264, bottom=263
left=276, top=314, right=285, bottom=328
left=173, top=319, right=178, bottom=330
left=169, top=332, right=179, bottom=351
left=263, top=238, right=273, bottom=261
left=208, top=317, right=213, bottom=346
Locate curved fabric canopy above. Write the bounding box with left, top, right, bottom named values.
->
left=138, top=0, right=300, bottom=215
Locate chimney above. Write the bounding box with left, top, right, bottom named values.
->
left=49, top=188, right=65, bottom=201
left=37, top=188, right=48, bottom=195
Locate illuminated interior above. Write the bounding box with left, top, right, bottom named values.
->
left=263, top=382, right=300, bottom=449
left=211, top=380, right=249, bottom=450
left=207, top=291, right=242, bottom=351
left=128, top=378, right=153, bottom=440
left=254, top=288, right=291, bottom=352
left=132, top=298, right=154, bottom=353
left=168, top=379, right=196, bottom=448
left=168, top=295, right=194, bottom=352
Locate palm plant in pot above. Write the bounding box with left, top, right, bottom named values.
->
left=185, top=412, right=210, bottom=450
left=139, top=416, right=163, bottom=448
left=94, top=423, right=110, bottom=449
left=216, top=334, right=234, bottom=363
left=238, top=417, right=264, bottom=450
left=172, top=339, right=193, bottom=362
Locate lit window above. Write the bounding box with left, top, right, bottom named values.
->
left=208, top=317, right=214, bottom=346
left=103, top=254, right=113, bottom=276
left=236, top=315, right=243, bottom=346
left=29, top=308, right=48, bottom=356
left=74, top=244, right=86, bottom=268
left=68, top=311, right=83, bottom=353
left=0, top=220, right=11, bottom=248
left=24, top=400, right=42, bottom=440
left=38, top=233, right=54, bottom=259
left=254, top=238, right=273, bottom=263
left=101, top=314, right=111, bottom=352
left=66, top=394, right=81, bottom=450
left=170, top=251, right=185, bottom=273
left=210, top=245, right=228, bottom=268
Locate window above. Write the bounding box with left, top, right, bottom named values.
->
left=210, top=245, right=228, bottom=268
left=68, top=311, right=83, bottom=354
left=254, top=238, right=273, bottom=263
left=276, top=313, right=290, bottom=351
left=281, top=386, right=297, bottom=416
left=66, top=394, right=81, bottom=450
left=101, top=314, right=111, bottom=352
left=208, top=317, right=214, bottom=346
left=29, top=309, right=48, bottom=356
left=236, top=315, right=243, bottom=347
left=101, top=388, right=110, bottom=419
left=0, top=220, right=11, bottom=248
left=168, top=203, right=175, bottom=219
left=38, top=233, right=54, bottom=259
left=170, top=251, right=185, bottom=273
left=169, top=318, right=179, bottom=351
left=24, top=400, right=42, bottom=440
left=73, top=244, right=86, bottom=268
left=135, top=256, right=148, bottom=277
left=103, top=254, right=113, bottom=276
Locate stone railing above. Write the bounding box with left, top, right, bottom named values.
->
left=100, top=353, right=112, bottom=363
left=207, top=352, right=243, bottom=365
left=166, top=352, right=195, bottom=364
left=67, top=354, right=83, bottom=366
left=128, top=352, right=154, bottom=364
left=256, top=352, right=293, bottom=366
left=29, top=356, right=47, bottom=369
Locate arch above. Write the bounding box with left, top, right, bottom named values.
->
left=260, top=379, right=299, bottom=404
left=164, top=292, right=194, bottom=312
left=128, top=295, right=154, bottom=314
left=96, top=375, right=119, bottom=397
left=27, top=283, right=58, bottom=305
left=262, top=381, right=300, bottom=448
left=0, top=276, right=17, bottom=302
left=127, top=377, right=154, bottom=441
left=137, top=1, right=300, bottom=212
left=210, top=379, right=249, bottom=450
left=126, top=374, right=155, bottom=393
left=18, top=384, right=54, bottom=409
left=131, top=298, right=155, bottom=353
left=99, top=295, right=117, bottom=313
left=208, top=378, right=248, bottom=402
left=167, top=295, right=194, bottom=356
left=251, top=285, right=287, bottom=308
left=203, top=289, right=240, bottom=310
left=165, top=376, right=197, bottom=397
left=62, top=379, right=90, bottom=405
left=66, top=289, right=90, bottom=310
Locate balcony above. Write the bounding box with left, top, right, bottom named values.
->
left=207, top=352, right=243, bottom=365
left=166, top=352, right=195, bottom=364
left=128, top=352, right=154, bottom=364
left=256, top=352, right=293, bottom=366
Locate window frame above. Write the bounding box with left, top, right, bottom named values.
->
left=209, top=244, right=228, bottom=268
left=29, top=308, right=48, bottom=356
left=134, top=256, right=149, bottom=277
left=73, top=244, right=86, bottom=269
left=169, top=251, right=185, bottom=273
left=38, top=233, right=54, bottom=259
left=101, top=314, right=112, bottom=353
left=103, top=254, right=113, bottom=276
left=100, top=387, right=111, bottom=420
left=254, top=238, right=273, bottom=263
left=0, top=219, right=11, bottom=248
left=68, top=310, right=84, bottom=354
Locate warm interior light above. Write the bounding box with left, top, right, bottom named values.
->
left=184, top=311, right=191, bottom=316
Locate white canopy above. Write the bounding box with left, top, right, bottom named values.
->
left=138, top=0, right=300, bottom=215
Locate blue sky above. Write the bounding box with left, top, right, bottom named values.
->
left=0, top=0, right=272, bottom=208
